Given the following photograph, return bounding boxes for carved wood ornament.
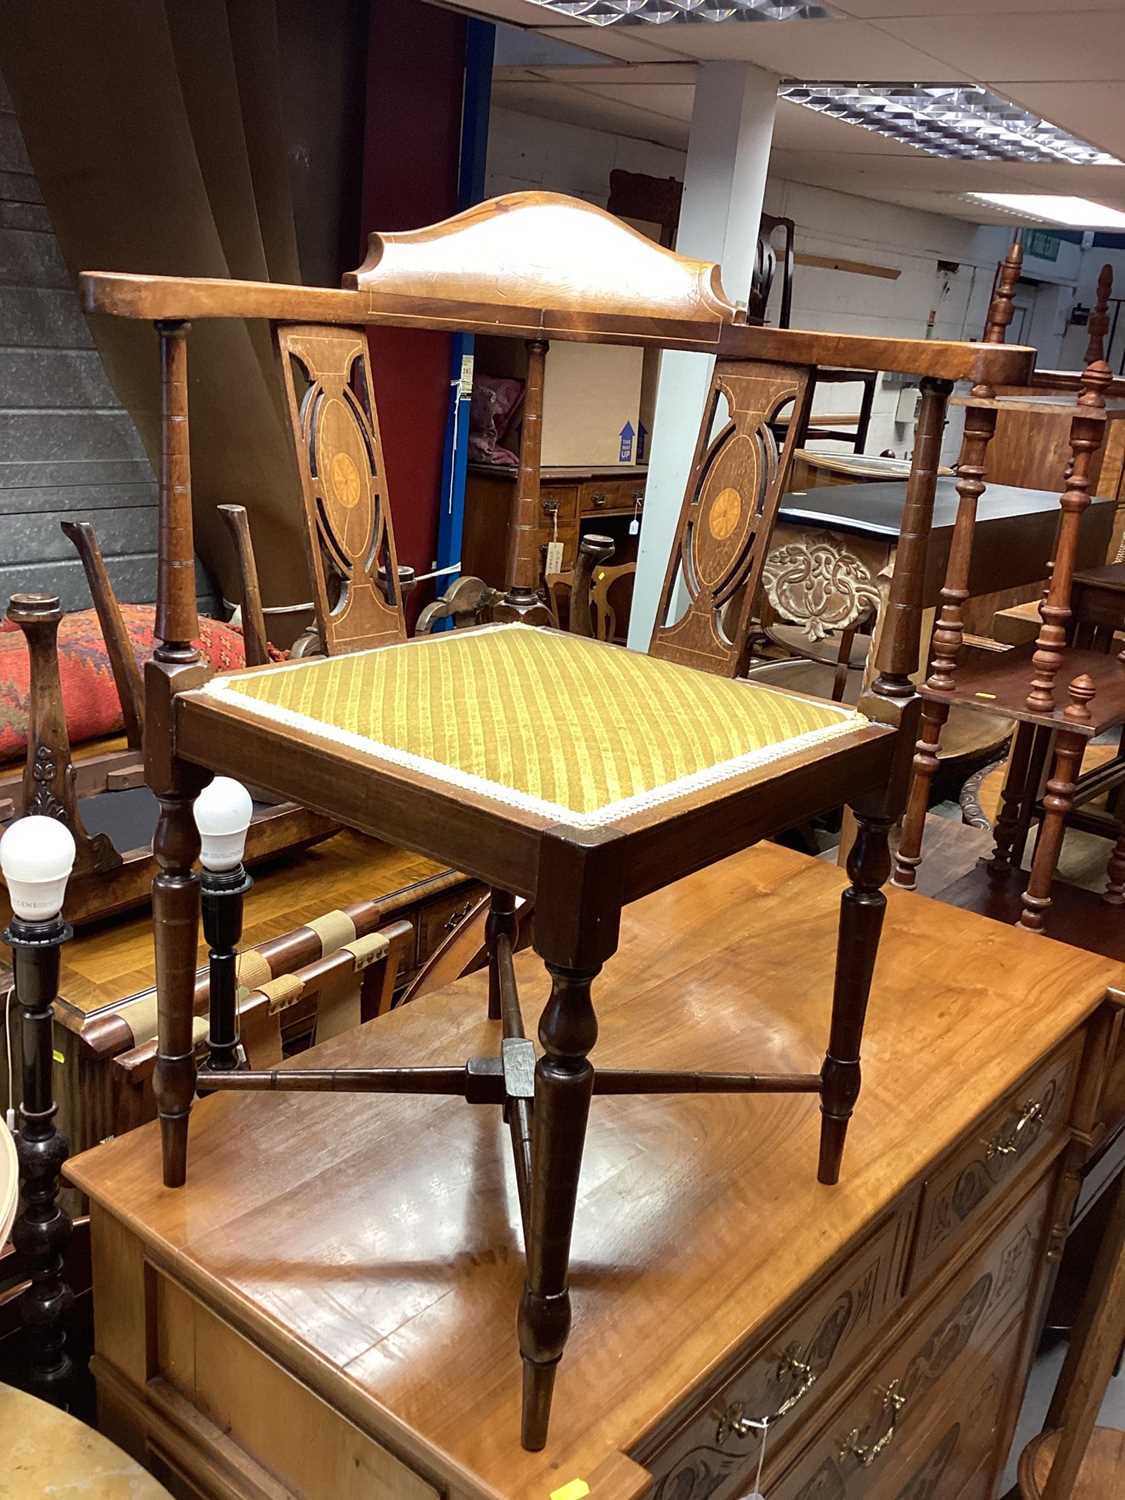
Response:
[276,325,405,655]
[651,360,813,677]
[763,532,883,642]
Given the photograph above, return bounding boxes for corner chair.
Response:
[79,189,1034,1449]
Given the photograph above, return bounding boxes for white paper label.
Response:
[546,541,564,574]
[628,517,640,536]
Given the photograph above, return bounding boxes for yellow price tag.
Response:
[52,1049,65,1065]
[550,1482,590,1500]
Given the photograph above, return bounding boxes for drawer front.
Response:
[150,1271,436,1500]
[775,1316,1021,1500]
[772,1174,1050,1500]
[539,484,579,531]
[643,1197,916,1498]
[907,1035,1080,1294]
[580,476,646,516]
[415,881,488,969]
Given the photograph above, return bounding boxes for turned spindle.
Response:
[1064,672,1096,725]
[1085,263,1114,366]
[495,339,552,626]
[1,816,76,1404]
[982,241,1023,344]
[194,778,254,1079]
[1027,362,1113,714]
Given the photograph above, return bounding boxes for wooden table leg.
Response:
[891,700,949,888]
[989,721,1037,879]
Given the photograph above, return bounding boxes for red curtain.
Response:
[359,0,466,620]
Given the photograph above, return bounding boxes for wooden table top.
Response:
[779,479,1112,541]
[68,844,1121,1499]
[48,831,449,1027]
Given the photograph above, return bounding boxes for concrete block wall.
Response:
[0,69,212,616]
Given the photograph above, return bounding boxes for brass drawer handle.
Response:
[542,498,559,516]
[714,1349,818,1444]
[983,1098,1044,1159]
[838,1380,907,1468]
[591,491,608,508]
[442,901,475,934]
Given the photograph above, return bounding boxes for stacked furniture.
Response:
[69,190,1034,1455]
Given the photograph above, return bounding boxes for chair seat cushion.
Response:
[201,624,865,827]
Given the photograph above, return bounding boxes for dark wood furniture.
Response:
[893,355,1125,935]
[0,539,333,927]
[993,263,1125,563]
[1015,1170,1125,1498]
[78,189,1034,1449]
[67,843,1123,1499]
[462,461,646,630]
[0,831,484,1157]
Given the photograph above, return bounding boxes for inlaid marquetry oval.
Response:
[316,396,375,561]
[707,487,742,542]
[692,431,762,591]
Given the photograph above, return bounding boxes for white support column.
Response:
[628,60,779,652]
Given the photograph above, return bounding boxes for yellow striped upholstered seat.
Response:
[200,624,864,828]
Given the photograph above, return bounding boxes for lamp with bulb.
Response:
[0,814,76,1402]
[193,778,254,1079]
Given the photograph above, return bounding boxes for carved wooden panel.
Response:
[276,324,405,656]
[908,1037,1079,1294]
[643,1202,913,1499]
[650,360,813,677]
[763,531,884,642]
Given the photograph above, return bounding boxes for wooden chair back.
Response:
[649,362,814,677]
[748,212,795,329]
[78,191,1035,701]
[276,324,407,655]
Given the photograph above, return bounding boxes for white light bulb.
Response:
[193,777,253,872]
[0,815,77,921]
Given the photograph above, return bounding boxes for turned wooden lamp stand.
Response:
[79,192,1035,1450]
[1,815,76,1405]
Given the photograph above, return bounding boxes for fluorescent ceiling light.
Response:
[780,83,1121,167]
[526,0,838,26]
[967,194,1125,229]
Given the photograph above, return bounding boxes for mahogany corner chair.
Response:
[79,191,1034,1450]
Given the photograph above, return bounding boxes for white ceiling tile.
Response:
[874,13,1125,83]
[538,24,689,62]
[835,0,1121,15]
[573,82,696,122]
[772,97,918,154]
[638,17,965,79]
[492,79,689,148]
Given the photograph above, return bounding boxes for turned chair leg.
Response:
[989,723,1036,880]
[892,701,948,889]
[152,784,203,1186]
[820,810,893,1186]
[517,828,622,1451]
[486,889,518,1022]
[1019,732,1085,934]
[518,959,599,1448]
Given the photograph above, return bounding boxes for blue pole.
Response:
[434,19,495,593]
